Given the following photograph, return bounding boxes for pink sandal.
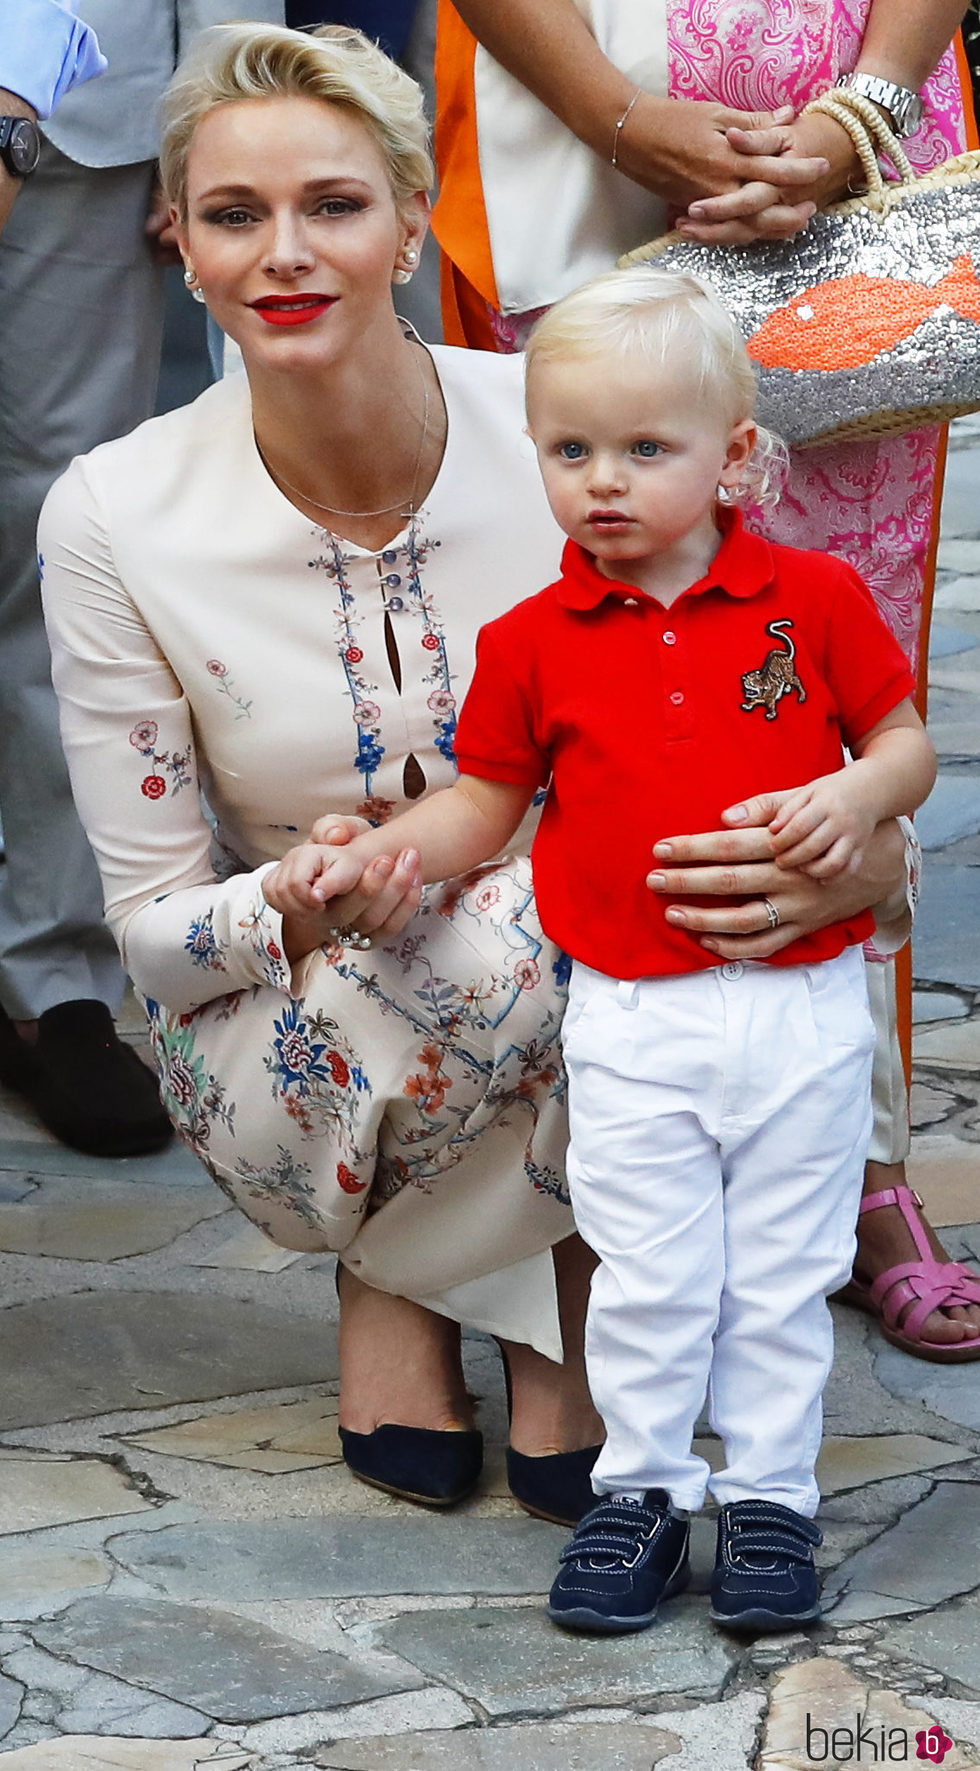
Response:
[836,1185,980,1364]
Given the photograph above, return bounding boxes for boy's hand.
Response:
[768,772,877,877]
[263,842,370,917]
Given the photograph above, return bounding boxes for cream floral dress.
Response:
[39,346,576,1356]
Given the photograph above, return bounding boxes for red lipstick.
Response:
[250,294,336,327]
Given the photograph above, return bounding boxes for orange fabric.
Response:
[432,1,499,311]
[895,422,949,1087]
[957,31,980,150]
[441,256,500,350]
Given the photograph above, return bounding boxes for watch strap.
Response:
[835,73,923,138]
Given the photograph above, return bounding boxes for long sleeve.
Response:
[39,455,292,1015]
[0,0,106,117]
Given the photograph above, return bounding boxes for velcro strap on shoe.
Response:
[560,1500,668,1569]
[726,1503,821,1564]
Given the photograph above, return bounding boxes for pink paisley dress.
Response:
[489,0,966,668]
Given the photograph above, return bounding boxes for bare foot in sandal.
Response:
[843,1160,980,1359]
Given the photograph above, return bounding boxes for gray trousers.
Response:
[0,141,164,1018]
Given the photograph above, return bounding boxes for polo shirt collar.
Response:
[555,507,776,611]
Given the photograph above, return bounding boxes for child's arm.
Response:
[768,700,936,878]
[263,775,535,914]
[308,775,537,889]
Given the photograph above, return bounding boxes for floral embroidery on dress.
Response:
[264,998,370,1146]
[147,1006,236,1152]
[184,910,228,972]
[237,903,289,989]
[128,719,193,800]
[206,659,252,720]
[312,532,387,792]
[310,518,455,797]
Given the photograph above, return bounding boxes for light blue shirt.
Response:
[0,0,105,120]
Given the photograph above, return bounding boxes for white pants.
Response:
[562,947,875,1517]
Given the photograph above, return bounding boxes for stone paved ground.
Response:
[1,426,979,1769]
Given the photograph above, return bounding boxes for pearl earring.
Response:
[404,248,419,263]
[393,267,414,285]
[183,265,206,305]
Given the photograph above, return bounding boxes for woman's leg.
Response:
[499,1231,604,1456]
[852,960,980,1347]
[336,1264,474,1433]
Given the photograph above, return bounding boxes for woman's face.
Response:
[176,94,428,372]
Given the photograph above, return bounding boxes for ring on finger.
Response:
[761,897,780,931]
[327,924,373,950]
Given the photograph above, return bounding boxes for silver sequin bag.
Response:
[622,130,980,449]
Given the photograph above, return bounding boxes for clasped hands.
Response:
[263,786,900,967]
[619,94,864,245]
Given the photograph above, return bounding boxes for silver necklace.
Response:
[257,343,431,521]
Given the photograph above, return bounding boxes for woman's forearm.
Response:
[855,0,968,91]
[448,0,636,158]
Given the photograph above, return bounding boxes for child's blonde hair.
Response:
[160,21,433,221]
[525,266,786,508]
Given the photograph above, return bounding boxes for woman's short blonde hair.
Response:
[525,266,787,506]
[160,21,433,219]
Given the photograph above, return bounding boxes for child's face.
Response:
[526,349,756,584]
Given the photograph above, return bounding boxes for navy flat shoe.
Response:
[338,1423,484,1507]
[506,1443,603,1527]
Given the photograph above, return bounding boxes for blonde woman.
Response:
[39,23,915,1517]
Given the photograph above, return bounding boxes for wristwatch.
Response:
[0,116,41,179]
[835,73,924,139]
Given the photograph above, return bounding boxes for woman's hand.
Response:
[272,814,423,963]
[646,791,908,960]
[616,95,830,211]
[675,110,859,244]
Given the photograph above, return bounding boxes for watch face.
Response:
[7,119,40,176]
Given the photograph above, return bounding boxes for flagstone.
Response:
[0,1134,208,1185]
[0,1743,254,1769]
[0,1178,226,1261]
[913,1022,980,1070]
[906,1136,980,1226]
[823,1481,980,1617]
[378,1597,732,1716]
[930,625,980,659]
[758,1658,979,1770]
[33,1597,412,1723]
[689,1432,969,1497]
[0,1292,338,1429]
[122,1396,342,1473]
[913,996,970,1028]
[189,1221,305,1272]
[934,577,980,612]
[0,1455,150,1536]
[0,1544,110,1613]
[0,1670,21,1739]
[880,1594,980,1696]
[314,1720,682,1769]
[917,777,980,850]
[913,869,980,988]
[936,539,980,575]
[108,1515,567,1600]
[0,1177,36,1205]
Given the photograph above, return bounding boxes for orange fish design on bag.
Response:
[748,252,980,373]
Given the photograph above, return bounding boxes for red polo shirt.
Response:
[454,511,916,979]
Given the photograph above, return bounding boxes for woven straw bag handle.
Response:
[801,88,915,208]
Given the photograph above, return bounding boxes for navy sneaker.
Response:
[710,1499,823,1632]
[548,1490,691,1634]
